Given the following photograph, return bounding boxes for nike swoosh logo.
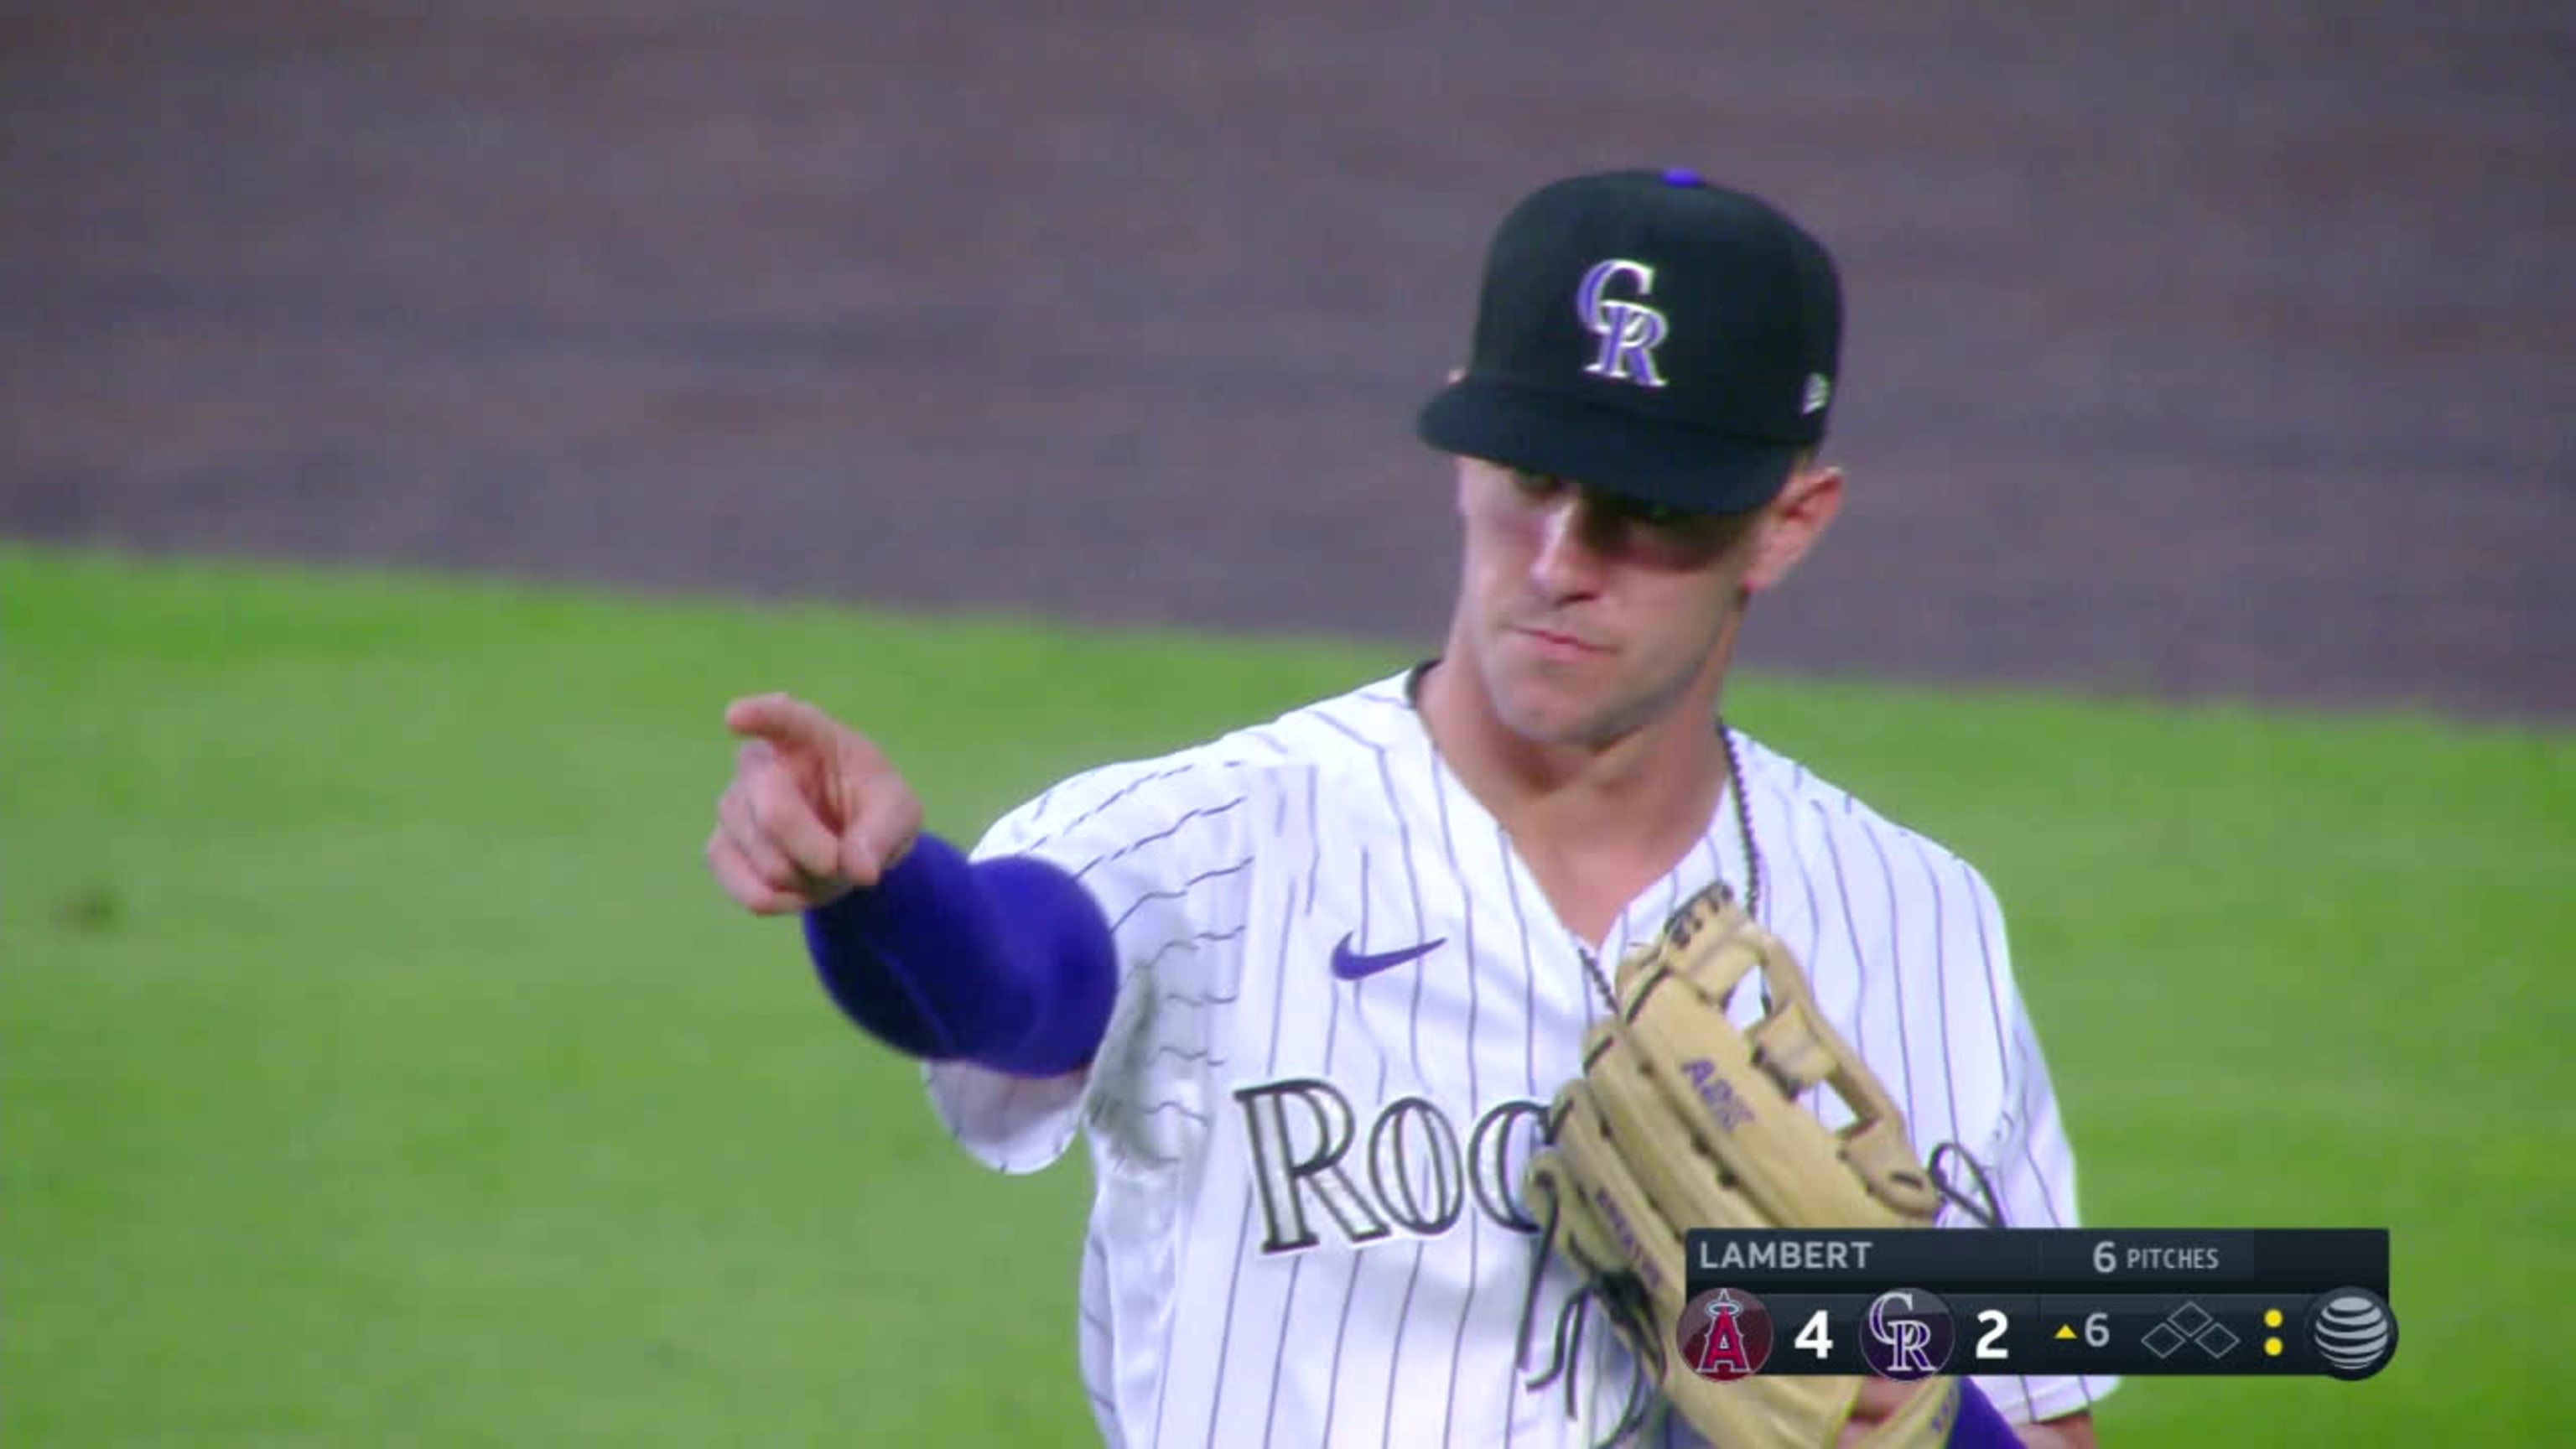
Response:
[1330,933,1446,981]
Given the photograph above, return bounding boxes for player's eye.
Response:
[1596,493,1698,533]
[1509,470,1569,503]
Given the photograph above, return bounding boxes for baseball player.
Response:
[705,170,2114,1446]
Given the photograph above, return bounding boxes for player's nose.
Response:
[1528,492,1615,597]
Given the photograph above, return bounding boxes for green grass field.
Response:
[7,544,2567,1446]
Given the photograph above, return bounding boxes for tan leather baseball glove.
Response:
[1519,882,1961,1446]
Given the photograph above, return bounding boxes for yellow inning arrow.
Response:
[2054,1324,2078,1341]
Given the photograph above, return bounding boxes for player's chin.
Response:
[1490,675,1622,749]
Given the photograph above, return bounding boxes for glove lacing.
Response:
[1515,1171,1664,1446]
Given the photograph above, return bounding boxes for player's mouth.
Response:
[1511,624,1607,658]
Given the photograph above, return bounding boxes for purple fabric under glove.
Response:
[1948,1380,2030,1446]
[800,834,1117,1078]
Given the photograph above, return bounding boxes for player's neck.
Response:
[1414,647,1735,888]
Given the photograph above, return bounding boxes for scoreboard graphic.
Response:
[1680,1229,2394,1381]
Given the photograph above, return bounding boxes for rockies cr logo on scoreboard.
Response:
[1860,1289,1955,1380]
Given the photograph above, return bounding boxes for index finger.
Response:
[724,692,843,752]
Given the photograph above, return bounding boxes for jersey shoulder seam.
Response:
[987,675,1412,842]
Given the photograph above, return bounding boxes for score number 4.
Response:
[1793,1308,2111,1362]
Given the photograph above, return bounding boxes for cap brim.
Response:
[1415,376,1800,515]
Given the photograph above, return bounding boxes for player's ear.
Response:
[1742,460,1842,595]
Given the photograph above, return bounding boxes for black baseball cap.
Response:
[1415,169,1842,515]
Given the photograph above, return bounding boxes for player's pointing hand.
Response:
[707,692,924,914]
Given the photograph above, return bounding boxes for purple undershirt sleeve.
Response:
[1948,1382,2027,1447]
[798,833,1117,1079]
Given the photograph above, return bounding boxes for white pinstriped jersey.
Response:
[926,671,2116,1446]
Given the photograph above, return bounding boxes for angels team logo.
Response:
[1677,1287,1774,1382]
[1575,259,1670,388]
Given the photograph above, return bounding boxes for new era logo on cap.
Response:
[1417,169,1843,516]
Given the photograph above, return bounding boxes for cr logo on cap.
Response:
[1576,259,1669,390]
